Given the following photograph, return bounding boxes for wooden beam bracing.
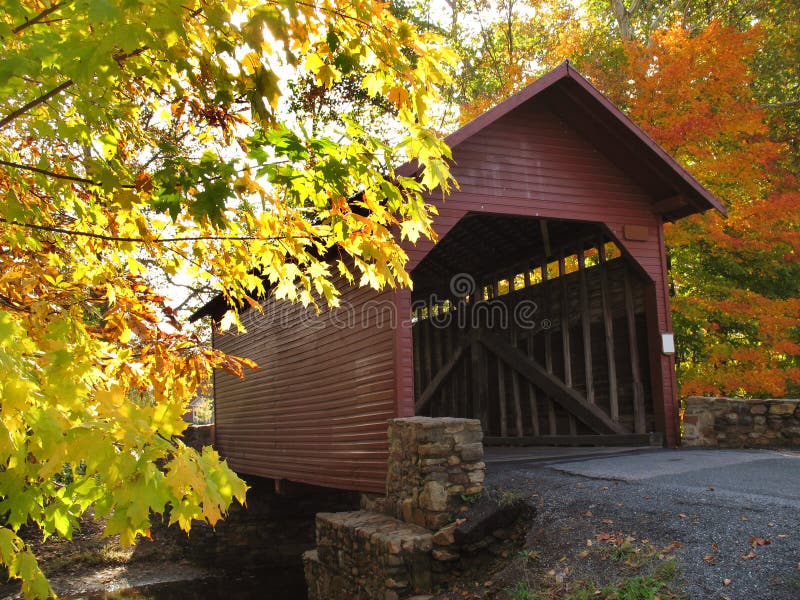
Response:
[415,335,472,412]
[477,330,627,435]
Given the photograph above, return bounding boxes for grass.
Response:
[508,580,540,600]
[507,568,685,600]
[507,538,686,600]
[490,487,524,507]
[41,542,136,572]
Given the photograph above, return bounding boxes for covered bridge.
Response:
[191,63,725,494]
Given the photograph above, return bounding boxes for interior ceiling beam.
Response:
[469,229,603,283]
[412,216,618,299]
[476,329,627,435]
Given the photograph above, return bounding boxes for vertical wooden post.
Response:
[445,321,455,417]
[419,313,433,414]
[527,334,541,436]
[599,244,620,423]
[470,328,483,425]
[491,280,508,436]
[459,297,470,419]
[558,256,573,388]
[412,316,422,403]
[578,246,595,404]
[559,255,577,435]
[470,294,490,430]
[540,220,552,257]
[509,272,524,437]
[624,268,647,433]
[523,269,540,436]
[432,307,445,415]
[497,360,508,437]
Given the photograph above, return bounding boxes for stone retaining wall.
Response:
[682,397,800,447]
[385,417,485,531]
[305,417,489,599]
[309,511,432,599]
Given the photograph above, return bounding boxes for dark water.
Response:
[73,567,307,599]
[59,477,358,600]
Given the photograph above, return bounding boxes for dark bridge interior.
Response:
[411,213,655,445]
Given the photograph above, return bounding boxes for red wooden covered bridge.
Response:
[191,63,725,494]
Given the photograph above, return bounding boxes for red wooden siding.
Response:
[213,274,397,493]
[397,98,680,445]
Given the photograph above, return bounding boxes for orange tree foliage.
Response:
[619,24,800,398]
[446,2,800,398]
[0,0,454,596]
[570,22,800,397]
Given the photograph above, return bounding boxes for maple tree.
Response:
[0,0,454,596]
[613,23,800,397]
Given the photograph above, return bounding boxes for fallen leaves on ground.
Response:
[595,532,626,546]
[660,541,683,556]
[750,537,772,547]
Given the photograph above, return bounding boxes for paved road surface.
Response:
[485,447,800,599]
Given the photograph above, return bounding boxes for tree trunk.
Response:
[609,0,636,40]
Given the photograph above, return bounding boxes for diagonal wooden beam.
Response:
[476,330,627,435]
[415,334,472,412]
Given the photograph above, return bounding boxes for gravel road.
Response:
[485,448,800,599]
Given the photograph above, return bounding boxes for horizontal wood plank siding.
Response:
[213,276,395,493]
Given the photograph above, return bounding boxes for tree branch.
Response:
[650,0,687,34]
[0,293,30,313]
[609,0,634,39]
[0,80,74,129]
[0,217,320,244]
[12,2,65,34]
[760,99,800,109]
[0,159,97,185]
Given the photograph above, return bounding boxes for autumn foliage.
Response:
[0,0,454,596]
[620,24,800,398]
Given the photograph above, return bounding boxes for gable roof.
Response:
[190,63,725,322]
[436,61,726,220]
